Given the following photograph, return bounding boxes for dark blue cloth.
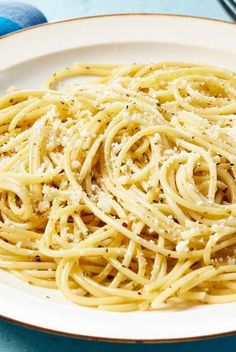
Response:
[0,1,47,36]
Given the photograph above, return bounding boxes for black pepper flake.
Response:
[9,98,14,103]
[137,292,142,295]
[230,163,234,166]
[35,255,41,262]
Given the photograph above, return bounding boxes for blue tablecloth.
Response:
[0,0,235,351]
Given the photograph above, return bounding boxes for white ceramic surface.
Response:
[0,14,236,342]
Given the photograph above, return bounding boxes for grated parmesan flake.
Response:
[69,188,82,206]
[71,160,80,169]
[97,192,113,213]
[176,239,189,252]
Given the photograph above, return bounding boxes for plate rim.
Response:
[1,313,236,343]
[0,13,236,343]
[0,12,235,42]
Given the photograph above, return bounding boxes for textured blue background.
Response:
[1,0,234,22]
[0,0,235,351]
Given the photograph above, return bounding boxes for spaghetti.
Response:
[0,62,236,311]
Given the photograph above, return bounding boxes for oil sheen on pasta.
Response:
[0,62,236,312]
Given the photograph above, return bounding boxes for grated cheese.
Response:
[69,189,82,206]
[227,126,236,140]
[16,241,22,248]
[97,192,113,213]
[176,239,189,252]
[119,175,129,184]
[71,160,80,169]
[196,200,204,205]
[208,125,221,140]
[38,200,50,213]
[112,142,120,155]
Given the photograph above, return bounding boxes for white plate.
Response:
[0,14,236,342]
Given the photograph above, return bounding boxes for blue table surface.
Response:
[0,0,235,351]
